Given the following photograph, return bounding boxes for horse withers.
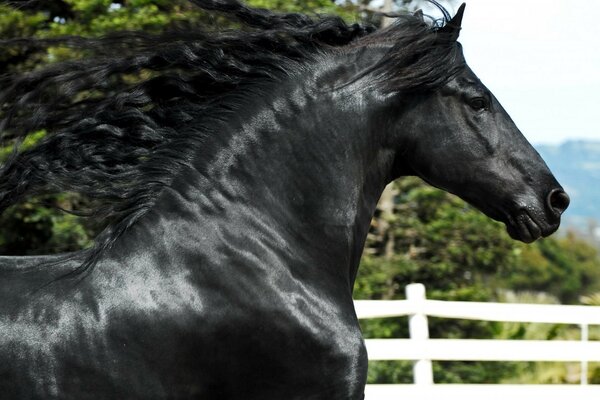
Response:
[0,1,567,399]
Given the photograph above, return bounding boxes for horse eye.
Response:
[469,97,488,111]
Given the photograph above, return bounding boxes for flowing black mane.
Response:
[0,0,462,271]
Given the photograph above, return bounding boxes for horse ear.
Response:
[414,9,424,22]
[438,3,466,41]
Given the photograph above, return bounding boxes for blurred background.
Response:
[1,0,599,386]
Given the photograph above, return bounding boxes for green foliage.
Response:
[0,5,46,37]
[0,195,92,255]
[246,0,361,21]
[357,177,521,300]
[47,0,200,37]
[0,130,46,162]
[0,5,48,70]
[500,232,600,303]
[367,361,413,384]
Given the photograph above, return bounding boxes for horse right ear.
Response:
[437,3,466,41]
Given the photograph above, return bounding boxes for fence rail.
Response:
[355,283,600,399]
[365,338,600,361]
[364,384,600,400]
[355,298,600,324]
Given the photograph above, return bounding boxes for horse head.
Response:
[375,4,569,242]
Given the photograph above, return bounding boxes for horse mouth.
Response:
[504,210,557,244]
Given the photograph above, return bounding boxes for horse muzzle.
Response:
[505,188,569,243]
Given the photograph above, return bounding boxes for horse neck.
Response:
[144,62,394,288]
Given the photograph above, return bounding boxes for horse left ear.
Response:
[414,9,425,22]
[438,3,466,41]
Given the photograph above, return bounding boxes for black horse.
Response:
[0,1,568,399]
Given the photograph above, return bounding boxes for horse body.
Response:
[0,49,387,399]
[0,2,569,399]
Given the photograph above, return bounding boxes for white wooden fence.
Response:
[355,283,600,400]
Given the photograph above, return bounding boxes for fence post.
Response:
[406,283,434,385]
[582,323,589,385]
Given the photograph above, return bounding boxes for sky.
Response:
[416,0,600,145]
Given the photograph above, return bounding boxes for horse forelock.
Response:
[0,0,461,273]
[351,14,465,93]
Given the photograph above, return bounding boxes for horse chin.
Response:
[465,198,555,244]
[505,215,541,244]
[504,210,559,244]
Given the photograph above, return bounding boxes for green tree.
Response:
[356,177,523,383]
[499,232,600,303]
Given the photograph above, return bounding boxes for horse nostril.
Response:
[547,189,570,216]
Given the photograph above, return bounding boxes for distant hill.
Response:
[535,140,600,230]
